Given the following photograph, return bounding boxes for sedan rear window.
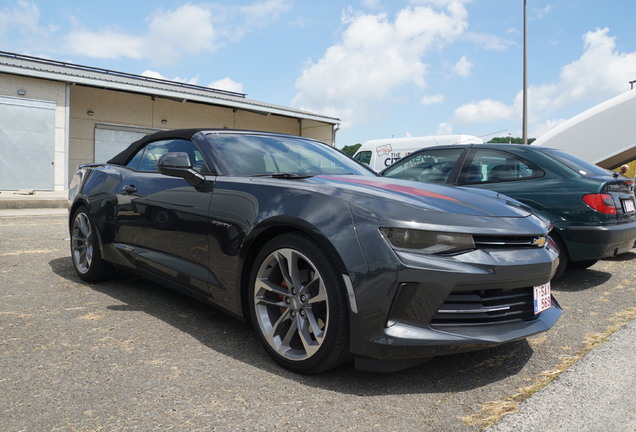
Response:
[543,148,610,176]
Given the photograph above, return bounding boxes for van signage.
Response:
[354,134,483,172]
[384,152,408,167]
[375,144,393,156]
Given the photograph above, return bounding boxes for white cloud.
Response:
[535,5,553,19]
[145,4,217,63]
[141,70,243,93]
[141,70,199,85]
[454,98,515,123]
[65,29,146,59]
[408,0,472,7]
[209,77,244,94]
[0,1,58,50]
[239,0,291,24]
[465,32,515,51]
[292,3,469,127]
[436,121,453,135]
[420,94,445,105]
[442,28,636,137]
[453,55,472,77]
[361,0,382,10]
[223,0,293,40]
[64,4,216,63]
[62,1,290,64]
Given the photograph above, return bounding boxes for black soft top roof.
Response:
[107,128,312,166]
[107,128,206,165]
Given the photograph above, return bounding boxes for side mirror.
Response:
[157,152,205,187]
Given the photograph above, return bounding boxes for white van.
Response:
[352,134,483,172]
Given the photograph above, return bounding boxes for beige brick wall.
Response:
[2,76,337,189]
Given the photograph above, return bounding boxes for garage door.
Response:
[0,96,55,190]
[94,124,160,163]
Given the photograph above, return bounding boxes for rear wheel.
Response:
[248,233,350,374]
[71,206,112,281]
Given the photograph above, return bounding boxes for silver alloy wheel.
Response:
[253,247,329,362]
[72,211,93,274]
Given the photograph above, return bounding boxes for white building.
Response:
[0,51,340,191]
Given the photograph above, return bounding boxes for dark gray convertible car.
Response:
[69,129,561,373]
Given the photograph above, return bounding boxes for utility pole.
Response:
[522,0,528,145]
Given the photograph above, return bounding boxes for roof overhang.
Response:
[0,51,340,126]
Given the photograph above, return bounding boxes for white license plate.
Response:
[623,198,635,213]
[533,282,551,314]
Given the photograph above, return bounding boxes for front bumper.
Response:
[562,220,636,261]
[348,246,561,370]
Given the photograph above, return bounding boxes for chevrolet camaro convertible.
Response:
[69,129,561,373]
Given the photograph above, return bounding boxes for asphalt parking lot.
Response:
[1,212,635,431]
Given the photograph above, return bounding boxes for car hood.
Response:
[311,175,533,218]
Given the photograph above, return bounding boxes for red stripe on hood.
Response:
[319,176,458,201]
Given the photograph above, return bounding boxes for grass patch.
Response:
[461,307,636,430]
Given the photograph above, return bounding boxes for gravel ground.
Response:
[1,212,634,432]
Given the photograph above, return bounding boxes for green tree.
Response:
[340,143,361,156]
[487,137,536,144]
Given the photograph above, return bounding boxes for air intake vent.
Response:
[431,287,537,326]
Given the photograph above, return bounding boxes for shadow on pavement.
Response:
[49,256,534,396]
[552,268,611,292]
[552,250,635,292]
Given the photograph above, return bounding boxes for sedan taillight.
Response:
[582,193,616,214]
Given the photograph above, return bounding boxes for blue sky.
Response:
[2,0,636,148]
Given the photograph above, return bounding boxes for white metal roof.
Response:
[532,89,636,168]
[0,51,340,125]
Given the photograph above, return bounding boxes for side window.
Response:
[460,149,543,184]
[382,148,464,184]
[126,139,207,173]
[354,151,372,165]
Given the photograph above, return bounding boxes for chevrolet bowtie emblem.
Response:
[532,236,547,247]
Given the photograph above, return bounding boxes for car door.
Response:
[456,148,551,212]
[114,138,213,295]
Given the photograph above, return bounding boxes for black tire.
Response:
[568,259,599,270]
[550,234,569,282]
[248,233,350,374]
[70,206,112,282]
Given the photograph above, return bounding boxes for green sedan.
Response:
[382,143,636,280]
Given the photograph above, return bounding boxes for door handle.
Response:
[122,185,137,194]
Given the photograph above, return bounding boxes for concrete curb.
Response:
[0,191,68,210]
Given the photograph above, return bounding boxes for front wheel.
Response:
[550,234,569,282]
[71,206,112,281]
[248,233,350,374]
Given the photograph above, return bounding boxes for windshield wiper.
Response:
[251,173,313,179]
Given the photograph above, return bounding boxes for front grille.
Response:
[430,287,537,326]
[473,234,546,248]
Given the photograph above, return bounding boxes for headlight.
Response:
[379,227,475,255]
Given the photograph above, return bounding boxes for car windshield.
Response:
[544,148,611,176]
[202,133,374,177]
